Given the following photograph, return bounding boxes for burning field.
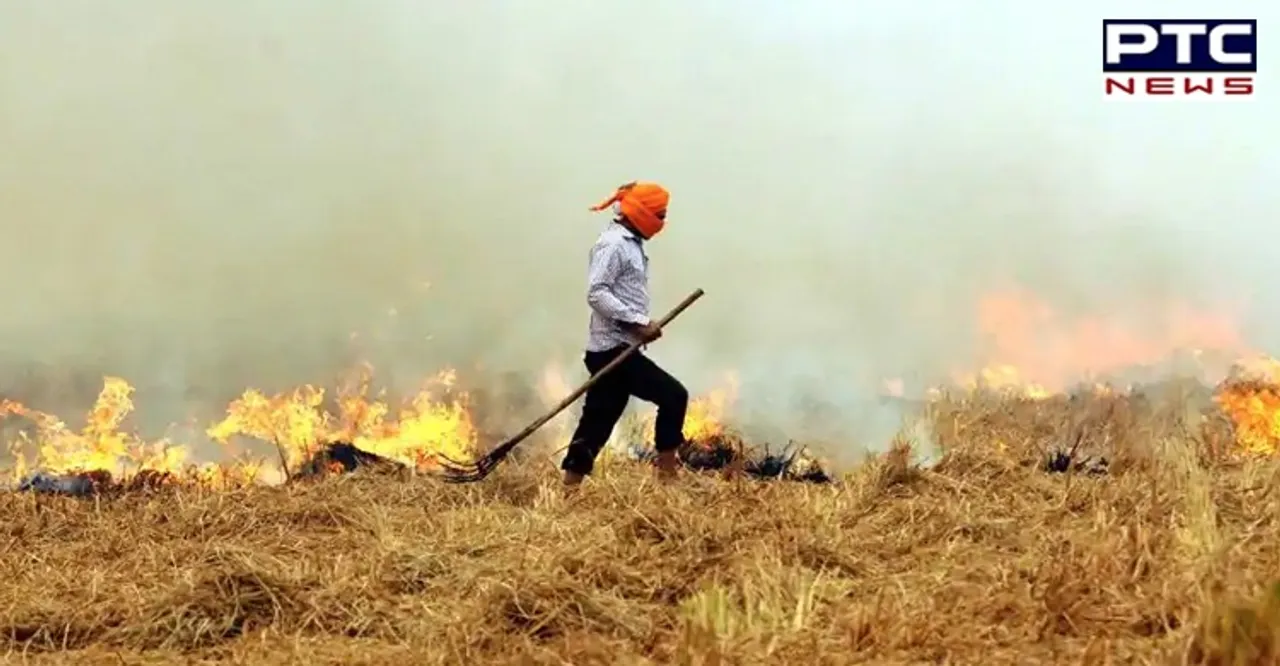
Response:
[3,291,1280,664]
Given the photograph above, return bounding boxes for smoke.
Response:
[0,1,1275,455]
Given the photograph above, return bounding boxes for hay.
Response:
[2,389,1279,664]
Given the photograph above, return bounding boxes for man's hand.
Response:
[637,322,663,342]
[623,320,662,342]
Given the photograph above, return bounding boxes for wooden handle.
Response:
[496,288,705,450]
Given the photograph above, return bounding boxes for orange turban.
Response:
[589,181,669,239]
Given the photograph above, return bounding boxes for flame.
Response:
[1,364,479,483]
[534,361,737,450]
[640,373,738,446]
[1214,382,1280,456]
[884,287,1250,401]
[886,286,1279,458]
[0,377,188,478]
[206,366,477,472]
[953,364,1053,400]
[962,287,1246,395]
[1212,355,1280,457]
[6,283,1276,486]
[683,374,738,443]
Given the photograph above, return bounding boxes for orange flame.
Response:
[641,373,738,446]
[1213,356,1280,457]
[535,362,738,450]
[0,377,187,477]
[5,283,1276,484]
[961,288,1245,395]
[205,366,477,473]
[887,286,1276,458]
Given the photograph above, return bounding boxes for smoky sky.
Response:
[0,1,1275,453]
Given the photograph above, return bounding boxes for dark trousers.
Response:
[560,345,689,476]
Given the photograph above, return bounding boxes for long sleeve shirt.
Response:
[585,221,650,352]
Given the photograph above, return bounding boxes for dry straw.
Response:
[2,387,1279,665]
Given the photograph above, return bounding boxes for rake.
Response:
[438,288,706,483]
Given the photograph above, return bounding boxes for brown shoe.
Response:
[654,450,680,483]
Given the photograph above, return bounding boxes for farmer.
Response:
[560,181,689,488]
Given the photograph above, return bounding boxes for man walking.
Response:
[560,181,689,488]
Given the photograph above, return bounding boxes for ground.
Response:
[2,391,1278,665]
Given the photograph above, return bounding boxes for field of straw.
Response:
[3,382,1280,665]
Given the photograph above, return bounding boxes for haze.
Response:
[0,1,1275,454]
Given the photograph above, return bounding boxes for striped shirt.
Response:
[585,221,650,352]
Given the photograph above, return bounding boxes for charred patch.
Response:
[1043,450,1109,476]
[631,435,833,484]
[15,468,178,497]
[295,441,408,479]
[17,469,114,496]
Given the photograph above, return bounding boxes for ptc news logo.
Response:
[1103,19,1257,98]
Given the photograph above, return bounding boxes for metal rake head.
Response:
[437,455,498,483]
[436,439,519,483]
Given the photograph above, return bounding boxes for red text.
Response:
[1104,75,1254,96]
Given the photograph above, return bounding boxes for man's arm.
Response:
[586,242,649,327]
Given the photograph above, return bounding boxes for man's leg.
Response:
[560,352,631,486]
[626,354,690,480]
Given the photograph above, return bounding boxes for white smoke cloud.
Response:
[0,0,1274,457]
